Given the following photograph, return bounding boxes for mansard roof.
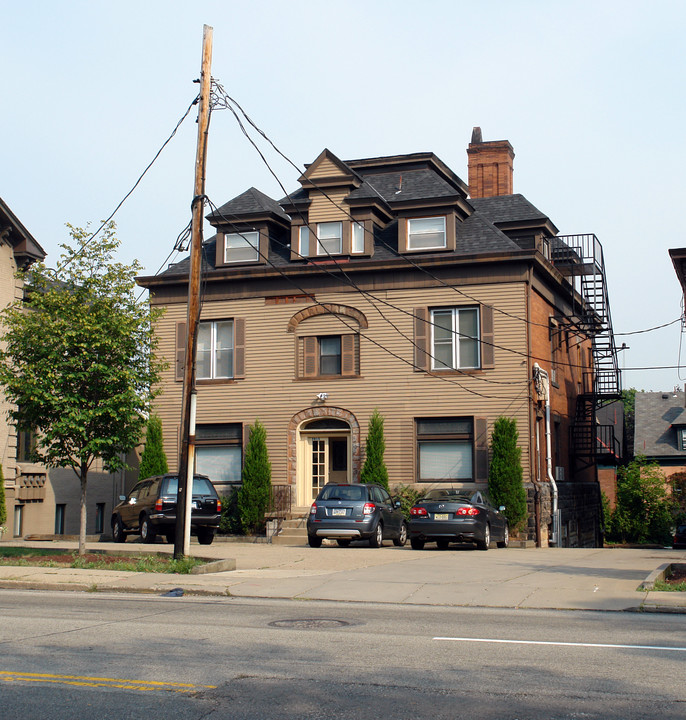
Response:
[0,197,46,268]
[206,187,290,225]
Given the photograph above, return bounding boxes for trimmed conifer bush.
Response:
[237,420,272,534]
[138,414,169,480]
[360,409,390,491]
[488,416,527,531]
[0,464,7,530]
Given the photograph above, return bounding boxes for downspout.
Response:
[533,363,559,546]
[526,268,542,547]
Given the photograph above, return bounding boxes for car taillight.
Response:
[363,502,376,515]
[410,506,428,517]
[216,499,222,513]
[155,499,163,511]
[310,503,317,514]
[456,507,480,516]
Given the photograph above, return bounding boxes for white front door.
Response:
[300,434,350,505]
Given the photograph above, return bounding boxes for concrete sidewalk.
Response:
[0,540,685,613]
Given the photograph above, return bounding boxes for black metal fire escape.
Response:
[551,234,622,471]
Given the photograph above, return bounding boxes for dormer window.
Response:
[407,216,446,250]
[224,231,259,263]
[677,427,686,452]
[316,222,342,255]
[298,226,310,257]
[352,222,365,254]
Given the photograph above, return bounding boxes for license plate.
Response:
[434,513,450,520]
[331,508,347,517]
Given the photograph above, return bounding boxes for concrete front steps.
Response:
[270,508,310,546]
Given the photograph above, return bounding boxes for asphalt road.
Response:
[1,590,685,719]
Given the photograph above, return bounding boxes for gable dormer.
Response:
[286,149,377,261]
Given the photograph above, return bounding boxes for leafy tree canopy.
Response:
[0,223,165,552]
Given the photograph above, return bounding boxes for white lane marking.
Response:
[433,637,686,652]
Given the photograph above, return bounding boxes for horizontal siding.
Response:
[309,190,348,222]
[309,157,342,179]
[152,283,532,485]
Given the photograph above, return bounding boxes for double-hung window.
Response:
[431,307,480,370]
[408,216,446,250]
[197,320,234,379]
[224,231,259,263]
[319,336,342,375]
[351,222,365,254]
[316,222,342,255]
[416,418,474,482]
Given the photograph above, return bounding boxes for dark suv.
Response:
[111,474,221,545]
[307,482,407,548]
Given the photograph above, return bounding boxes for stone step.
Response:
[271,529,308,546]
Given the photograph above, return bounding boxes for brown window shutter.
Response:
[475,417,489,482]
[341,334,356,376]
[414,307,429,371]
[175,321,187,382]
[303,336,317,377]
[481,305,494,369]
[234,318,245,378]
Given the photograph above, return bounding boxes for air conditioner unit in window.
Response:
[555,466,565,482]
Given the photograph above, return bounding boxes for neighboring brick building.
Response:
[138,129,621,547]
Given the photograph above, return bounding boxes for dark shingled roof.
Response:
[207,187,290,223]
[634,391,686,459]
[470,194,551,225]
[348,169,461,204]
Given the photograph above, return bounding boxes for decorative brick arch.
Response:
[287,406,361,490]
[286,303,369,333]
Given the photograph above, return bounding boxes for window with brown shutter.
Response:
[298,334,359,379]
[176,318,245,383]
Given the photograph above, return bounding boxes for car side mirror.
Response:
[499,506,506,512]
[394,500,401,509]
[119,495,126,502]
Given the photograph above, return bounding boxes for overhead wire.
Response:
[58,94,200,272]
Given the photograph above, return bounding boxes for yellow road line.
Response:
[0,671,216,693]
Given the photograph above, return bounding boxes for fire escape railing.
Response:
[551,234,622,469]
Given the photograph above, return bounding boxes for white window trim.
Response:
[351,222,365,254]
[431,307,480,370]
[407,216,447,250]
[316,222,342,256]
[197,320,234,380]
[224,231,259,264]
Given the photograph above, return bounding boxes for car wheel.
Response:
[197,529,215,545]
[140,515,156,544]
[477,524,490,551]
[336,539,351,547]
[393,522,408,547]
[112,516,125,543]
[308,535,322,548]
[497,524,509,549]
[369,522,384,548]
[436,538,450,550]
[410,538,425,550]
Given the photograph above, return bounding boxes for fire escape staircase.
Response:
[551,234,622,471]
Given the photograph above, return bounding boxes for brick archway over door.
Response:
[287,407,361,491]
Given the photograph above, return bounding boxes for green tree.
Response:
[360,409,390,491]
[669,471,686,524]
[488,417,527,531]
[138,414,169,480]
[0,223,165,555]
[237,420,272,534]
[0,464,6,530]
[610,456,674,544]
[620,388,637,460]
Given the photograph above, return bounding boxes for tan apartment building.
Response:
[0,198,134,539]
[138,130,621,547]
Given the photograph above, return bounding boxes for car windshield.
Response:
[423,489,474,502]
[319,485,365,501]
[162,477,216,497]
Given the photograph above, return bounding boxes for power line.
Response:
[58,95,199,272]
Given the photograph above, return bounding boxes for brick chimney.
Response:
[467,127,515,198]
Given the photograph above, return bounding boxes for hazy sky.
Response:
[2,0,685,391]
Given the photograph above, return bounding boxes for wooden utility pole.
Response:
[174,24,213,559]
